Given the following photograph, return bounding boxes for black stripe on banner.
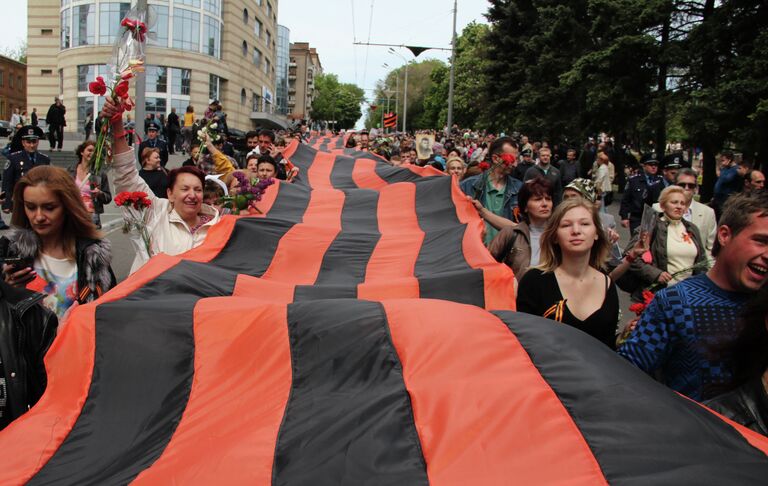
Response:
[30,262,239,485]
[319,137,330,152]
[273,300,429,485]
[334,136,345,150]
[329,154,358,190]
[294,188,381,300]
[287,143,318,187]
[414,176,485,306]
[211,182,311,276]
[493,310,768,485]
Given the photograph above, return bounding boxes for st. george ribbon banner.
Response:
[384,112,398,128]
[0,135,766,485]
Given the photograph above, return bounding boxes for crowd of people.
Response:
[0,106,765,437]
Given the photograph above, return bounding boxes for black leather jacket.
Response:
[705,377,768,437]
[0,281,57,429]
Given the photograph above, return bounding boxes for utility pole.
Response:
[446,0,458,137]
[402,64,408,133]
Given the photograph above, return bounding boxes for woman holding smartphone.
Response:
[1,166,115,322]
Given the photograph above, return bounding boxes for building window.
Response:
[145,97,167,118]
[148,5,169,48]
[77,64,107,91]
[240,88,247,106]
[171,68,191,96]
[42,69,53,76]
[0,71,4,87]
[61,0,70,6]
[264,59,271,75]
[256,0,262,6]
[204,0,221,16]
[203,15,221,58]
[242,40,248,56]
[253,92,262,112]
[99,3,131,45]
[242,8,248,24]
[267,2,272,17]
[173,8,201,52]
[266,30,271,47]
[61,8,71,49]
[254,18,262,38]
[176,0,200,7]
[146,66,168,93]
[17,76,23,92]
[9,75,13,89]
[209,74,220,101]
[42,29,53,35]
[72,4,95,46]
[253,48,261,67]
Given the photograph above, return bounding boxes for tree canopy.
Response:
[310,73,365,130]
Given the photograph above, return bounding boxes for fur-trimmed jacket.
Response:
[2,229,116,304]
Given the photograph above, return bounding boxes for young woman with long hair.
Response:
[1,166,115,320]
[516,198,619,348]
[68,140,112,229]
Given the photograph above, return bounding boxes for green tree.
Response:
[365,59,445,131]
[310,73,365,130]
[422,22,491,130]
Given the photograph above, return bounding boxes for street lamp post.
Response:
[446,0,458,137]
[389,48,410,133]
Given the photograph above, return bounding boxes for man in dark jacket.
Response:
[619,158,664,234]
[0,280,57,430]
[557,148,580,188]
[2,126,50,213]
[44,98,66,151]
[166,108,181,155]
[138,123,169,168]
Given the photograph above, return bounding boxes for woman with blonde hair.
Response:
[623,185,706,299]
[1,166,115,320]
[517,198,619,348]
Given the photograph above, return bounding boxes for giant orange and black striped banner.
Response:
[0,138,766,484]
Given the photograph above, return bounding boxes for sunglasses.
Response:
[677,182,697,189]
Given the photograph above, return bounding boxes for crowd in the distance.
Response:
[0,111,765,436]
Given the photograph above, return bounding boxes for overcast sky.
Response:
[2,0,490,102]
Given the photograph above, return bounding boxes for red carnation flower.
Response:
[88,76,107,96]
[114,80,130,99]
[478,162,490,171]
[629,303,646,316]
[641,290,655,305]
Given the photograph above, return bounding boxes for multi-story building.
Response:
[275,25,290,116]
[28,0,287,136]
[0,55,27,122]
[287,42,322,122]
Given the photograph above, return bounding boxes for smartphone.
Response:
[2,257,33,272]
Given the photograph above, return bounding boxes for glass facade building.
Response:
[40,0,285,132]
[275,25,290,116]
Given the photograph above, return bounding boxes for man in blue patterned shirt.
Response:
[619,192,768,401]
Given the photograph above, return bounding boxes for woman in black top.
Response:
[138,147,168,199]
[517,198,619,348]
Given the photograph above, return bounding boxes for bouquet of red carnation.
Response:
[629,290,656,316]
[88,5,152,178]
[115,191,153,261]
[218,174,275,215]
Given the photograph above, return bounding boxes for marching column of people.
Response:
[0,118,765,436]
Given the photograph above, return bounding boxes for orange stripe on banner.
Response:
[0,305,96,484]
[232,274,296,303]
[305,151,337,189]
[406,164,445,177]
[261,187,345,285]
[358,183,422,299]
[282,138,299,160]
[351,158,389,190]
[132,299,292,485]
[0,172,249,483]
[451,178,517,310]
[383,300,608,486]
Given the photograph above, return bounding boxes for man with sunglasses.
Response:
[654,168,716,258]
[620,157,664,234]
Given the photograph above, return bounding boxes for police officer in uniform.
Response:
[2,126,50,215]
[137,122,169,168]
[619,157,663,234]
